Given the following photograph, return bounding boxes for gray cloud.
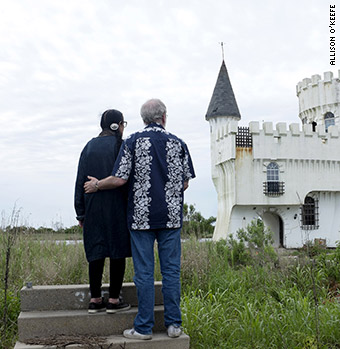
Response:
[0,0,335,227]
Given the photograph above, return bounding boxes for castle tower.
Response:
[206,60,241,240]
[296,70,340,131]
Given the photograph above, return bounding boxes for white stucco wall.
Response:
[297,70,340,126]
[209,119,340,247]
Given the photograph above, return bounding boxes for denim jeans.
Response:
[130,228,182,335]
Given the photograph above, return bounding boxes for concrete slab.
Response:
[20,282,163,311]
[18,306,165,342]
[105,333,190,349]
[15,332,190,349]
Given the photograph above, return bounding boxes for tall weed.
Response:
[1,219,340,348]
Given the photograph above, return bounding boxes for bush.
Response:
[63,225,83,235]
[236,219,277,266]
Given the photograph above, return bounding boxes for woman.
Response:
[74,109,131,313]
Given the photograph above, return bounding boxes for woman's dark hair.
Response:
[99,109,124,139]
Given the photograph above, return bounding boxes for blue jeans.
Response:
[130,228,182,335]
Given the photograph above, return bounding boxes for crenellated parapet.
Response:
[249,121,340,161]
[210,120,340,166]
[210,119,340,207]
[249,120,340,138]
[296,70,340,127]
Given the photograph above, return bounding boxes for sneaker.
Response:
[123,328,152,340]
[106,300,131,314]
[88,299,106,313]
[167,324,182,338]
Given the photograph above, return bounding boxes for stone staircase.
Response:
[14,282,190,348]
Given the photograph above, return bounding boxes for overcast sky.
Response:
[0,0,337,228]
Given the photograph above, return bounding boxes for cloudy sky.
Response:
[0,0,337,228]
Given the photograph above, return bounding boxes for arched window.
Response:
[267,162,279,182]
[263,162,284,196]
[324,112,335,132]
[266,162,280,194]
[301,196,319,229]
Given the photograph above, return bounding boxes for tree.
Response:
[182,204,216,238]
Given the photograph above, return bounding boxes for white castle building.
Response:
[206,61,340,248]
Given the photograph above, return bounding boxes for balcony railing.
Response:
[263,181,285,196]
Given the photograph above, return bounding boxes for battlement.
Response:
[248,122,340,162]
[213,120,340,140]
[211,119,340,164]
[296,70,340,95]
[248,121,339,139]
[296,70,340,126]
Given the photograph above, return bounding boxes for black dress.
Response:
[74,135,131,262]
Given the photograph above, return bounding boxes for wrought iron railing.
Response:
[263,181,285,196]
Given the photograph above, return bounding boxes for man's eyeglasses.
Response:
[120,121,128,128]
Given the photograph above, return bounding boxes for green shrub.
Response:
[63,225,83,235]
[236,219,278,266]
[224,233,250,266]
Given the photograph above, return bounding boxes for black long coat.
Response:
[74,135,131,262]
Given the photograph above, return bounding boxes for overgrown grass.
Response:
[180,235,340,349]
[1,225,340,348]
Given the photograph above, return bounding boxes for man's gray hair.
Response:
[140,99,167,124]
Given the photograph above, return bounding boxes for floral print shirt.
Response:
[112,123,195,231]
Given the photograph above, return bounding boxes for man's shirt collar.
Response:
[145,122,165,130]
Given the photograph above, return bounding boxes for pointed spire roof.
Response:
[205,60,241,120]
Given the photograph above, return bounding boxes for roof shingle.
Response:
[206,60,241,120]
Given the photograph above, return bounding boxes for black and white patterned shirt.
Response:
[112,123,195,231]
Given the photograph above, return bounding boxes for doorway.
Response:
[262,212,284,248]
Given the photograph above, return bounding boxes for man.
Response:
[84,98,195,340]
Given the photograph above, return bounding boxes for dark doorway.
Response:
[279,216,284,247]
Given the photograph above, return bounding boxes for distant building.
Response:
[206,62,340,248]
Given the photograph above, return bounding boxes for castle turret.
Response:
[206,60,241,240]
[296,70,340,131]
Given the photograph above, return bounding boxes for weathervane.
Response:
[219,42,226,61]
